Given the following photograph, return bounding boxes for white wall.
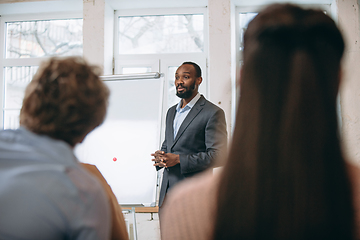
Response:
[83,0,105,73]
[337,0,360,164]
[208,0,233,133]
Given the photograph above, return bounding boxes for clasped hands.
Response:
[151,150,180,168]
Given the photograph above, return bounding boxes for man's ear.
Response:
[196,76,203,85]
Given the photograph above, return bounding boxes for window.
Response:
[114,8,208,112]
[6,19,82,58]
[3,66,38,129]
[238,13,257,53]
[118,14,204,54]
[0,13,83,129]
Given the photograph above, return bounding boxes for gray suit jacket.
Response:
[158,95,227,207]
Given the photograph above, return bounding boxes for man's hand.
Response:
[151,150,166,167]
[161,153,180,168]
[151,151,180,168]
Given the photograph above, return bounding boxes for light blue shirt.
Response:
[173,93,201,139]
[0,127,111,240]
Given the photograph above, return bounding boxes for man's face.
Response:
[175,64,198,99]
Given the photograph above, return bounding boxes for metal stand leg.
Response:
[132,207,138,240]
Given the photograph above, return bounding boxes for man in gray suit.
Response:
[151,62,227,208]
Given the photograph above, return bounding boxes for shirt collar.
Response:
[176,92,201,111]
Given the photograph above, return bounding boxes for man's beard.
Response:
[176,81,196,99]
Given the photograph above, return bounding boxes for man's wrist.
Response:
[177,154,180,164]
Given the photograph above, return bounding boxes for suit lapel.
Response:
[172,96,206,148]
[167,106,177,147]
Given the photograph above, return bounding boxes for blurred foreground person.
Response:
[81,163,129,240]
[161,4,356,240]
[0,57,112,240]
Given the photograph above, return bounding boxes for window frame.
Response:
[0,11,83,128]
[113,7,209,146]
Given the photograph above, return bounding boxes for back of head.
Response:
[20,57,109,147]
[214,4,353,240]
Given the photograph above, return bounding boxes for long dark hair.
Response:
[214,4,354,240]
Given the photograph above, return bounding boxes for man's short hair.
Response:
[20,56,109,147]
[182,61,202,78]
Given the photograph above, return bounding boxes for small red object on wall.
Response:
[113,157,117,162]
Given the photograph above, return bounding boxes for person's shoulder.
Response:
[80,163,114,198]
[0,162,104,214]
[165,169,220,205]
[200,95,224,112]
[167,104,178,113]
[67,163,108,198]
[160,169,221,240]
[29,162,106,202]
